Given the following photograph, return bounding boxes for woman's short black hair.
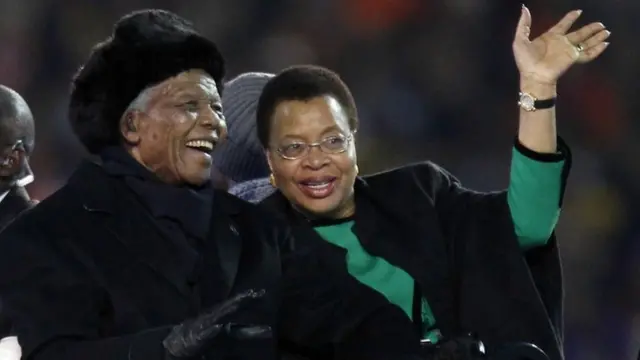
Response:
[255,65,358,148]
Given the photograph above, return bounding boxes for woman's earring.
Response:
[355,165,359,175]
[269,173,276,187]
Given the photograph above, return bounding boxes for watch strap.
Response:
[534,97,556,110]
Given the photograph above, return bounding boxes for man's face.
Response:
[0,86,34,189]
[0,126,27,186]
[124,69,227,186]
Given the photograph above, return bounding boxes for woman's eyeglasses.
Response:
[276,133,354,160]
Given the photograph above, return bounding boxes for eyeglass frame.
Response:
[274,132,356,160]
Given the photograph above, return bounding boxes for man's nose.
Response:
[199,110,227,139]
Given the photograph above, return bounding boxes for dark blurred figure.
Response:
[0,85,36,232]
[213,72,275,201]
[0,84,36,359]
[0,9,428,360]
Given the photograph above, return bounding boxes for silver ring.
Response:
[575,43,584,53]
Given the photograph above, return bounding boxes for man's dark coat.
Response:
[0,186,34,232]
[0,185,35,336]
[0,161,423,360]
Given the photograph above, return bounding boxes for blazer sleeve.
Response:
[405,142,570,350]
[426,137,571,240]
[276,226,423,360]
[0,226,172,360]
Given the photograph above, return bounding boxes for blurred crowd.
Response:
[0,0,638,359]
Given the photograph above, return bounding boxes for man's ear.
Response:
[120,111,141,145]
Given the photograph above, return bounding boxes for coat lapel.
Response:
[261,181,458,336]
[0,186,33,231]
[351,178,458,336]
[260,184,460,336]
[207,192,243,298]
[73,161,200,299]
[259,192,343,256]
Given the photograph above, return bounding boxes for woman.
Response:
[253,7,610,360]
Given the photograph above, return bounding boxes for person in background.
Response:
[212,72,275,202]
[0,9,433,360]
[0,85,37,232]
[0,84,38,360]
[254,7,610,360]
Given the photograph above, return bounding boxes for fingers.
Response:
[247,289,266,298]
[226,289,266,306]
[194,323,223,343]
[549,9,582,35]
[211,302,240,322]
[163,290,269,359]
[163,322,222,358]
[225,324,273,339]
[515,5,532,41]
[215,289,266,318]
[567,21,610,64]
[578,28,611,50]
[579,41,610,63]
[567,22,607,44]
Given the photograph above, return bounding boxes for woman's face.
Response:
[266,95,357,218]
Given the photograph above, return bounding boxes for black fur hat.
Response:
[69,9,225,154]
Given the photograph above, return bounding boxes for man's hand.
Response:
[163,289,272,359]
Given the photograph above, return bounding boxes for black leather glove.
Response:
[162,289,273,359]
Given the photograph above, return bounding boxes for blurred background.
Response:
[0,0,637,358]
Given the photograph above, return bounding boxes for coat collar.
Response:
[73,160,242,216]
[261,176,458,336]
[0,186,33,230]
[70,160,243,299]
[352,176,458,335]
[0,186,31,209]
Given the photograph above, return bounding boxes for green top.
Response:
[313,147,565,341]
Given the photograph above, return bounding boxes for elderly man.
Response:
[0,9,426,360]
[0,85,38,360]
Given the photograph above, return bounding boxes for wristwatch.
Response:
[518,92,556,112]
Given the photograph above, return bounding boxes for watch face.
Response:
[518,93,535,111]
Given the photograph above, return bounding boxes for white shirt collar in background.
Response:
[0,174,34,206]
[0,190,10,205]
[0,336,21,360]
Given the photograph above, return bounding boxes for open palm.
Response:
[513,6,610,84]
